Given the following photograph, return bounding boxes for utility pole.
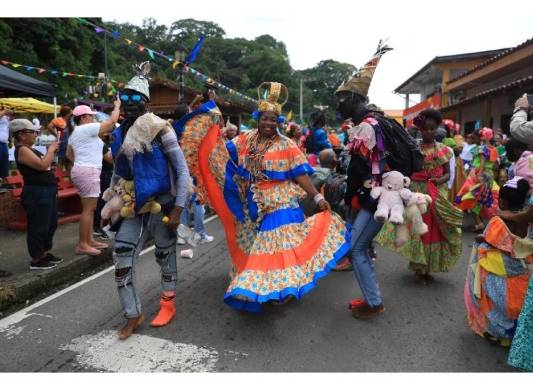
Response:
[103,34,109,102]
[299,79,303,124]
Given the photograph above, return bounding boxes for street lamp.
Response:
[174,45,188,104]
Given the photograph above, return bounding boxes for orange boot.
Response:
[150,293,176,327]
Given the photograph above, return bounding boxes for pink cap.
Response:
[73,105,98,117]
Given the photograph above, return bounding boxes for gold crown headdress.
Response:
[336,40,393,97]
[257,82,288,115]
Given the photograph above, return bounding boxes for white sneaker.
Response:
[177,237,186,245]
[199,234,214,244]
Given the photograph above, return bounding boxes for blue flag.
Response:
[185,36,205,65]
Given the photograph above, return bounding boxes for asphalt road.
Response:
[0,217,515,372]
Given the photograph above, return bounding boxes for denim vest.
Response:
[111,125,171,212]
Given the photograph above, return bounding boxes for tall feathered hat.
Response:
[336,40,393,97]
[256,82,288,115]
[125,61,151,101]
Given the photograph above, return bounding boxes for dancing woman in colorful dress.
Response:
[179,82,350,312]
[376,109,463,281]
[455,127,500,232]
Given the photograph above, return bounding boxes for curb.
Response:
[0,248,113,312]
[0,211,217,313]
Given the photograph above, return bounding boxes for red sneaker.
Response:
[348,298,366,310]
[351,303,385,319]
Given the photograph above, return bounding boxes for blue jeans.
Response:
[113,194,177,318]
[350,208,383,307]
[180,195,207,237]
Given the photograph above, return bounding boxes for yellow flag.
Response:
[287,110,293,121]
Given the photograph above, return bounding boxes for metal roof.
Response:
[394,48,508,94]
[447,38,533,84]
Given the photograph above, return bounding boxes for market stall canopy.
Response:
[0,97,56,114]
[0,65,56,97]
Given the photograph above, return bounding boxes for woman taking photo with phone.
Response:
[67,99,120,255]
[10,119,61,270]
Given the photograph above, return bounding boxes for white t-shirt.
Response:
[0,116,9,143]
[68,122,104,168]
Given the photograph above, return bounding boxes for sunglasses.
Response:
[120,94,143,103]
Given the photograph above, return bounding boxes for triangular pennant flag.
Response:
[125,39,132,45]
[138,45,145,52]
[37,68,46,74]
[1,60,9,65]
[147,49,155,59]
[11,63,21,68]
[25,66,34,71]
[172,60,179,69]
[50,70,58,75]
[95,27,104,33]
[78,18,88,25]
[111,31,120,39]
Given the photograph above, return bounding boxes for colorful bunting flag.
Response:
[77,18,257,106]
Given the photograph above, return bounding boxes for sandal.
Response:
[76,246,102,256]
[90,241,109,249]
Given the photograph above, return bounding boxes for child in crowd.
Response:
[464,177,532,346]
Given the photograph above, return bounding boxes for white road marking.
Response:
[0,215,219,331]
[61,330,218,372]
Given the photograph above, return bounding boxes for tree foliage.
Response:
[0,17,356,124]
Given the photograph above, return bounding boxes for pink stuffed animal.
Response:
[370,171,414,224]
[101,181,125,224]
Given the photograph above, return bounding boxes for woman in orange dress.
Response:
[179,82,350,312]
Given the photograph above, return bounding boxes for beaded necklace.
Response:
[244,130,278,182]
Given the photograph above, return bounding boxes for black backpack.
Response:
[369,112,424,177]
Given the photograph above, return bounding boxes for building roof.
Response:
[394,49,507,94]
[447,38,533,84]
[441,75,533,112]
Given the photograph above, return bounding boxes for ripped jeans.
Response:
[113,198,177,318]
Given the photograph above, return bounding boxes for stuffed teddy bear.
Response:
[119,180,136,218]
[394,192,432,247]
[102,179,164,222]
[101,180,125,224]
[370,170,413,224]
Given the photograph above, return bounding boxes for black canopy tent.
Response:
[0,65,56,98]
